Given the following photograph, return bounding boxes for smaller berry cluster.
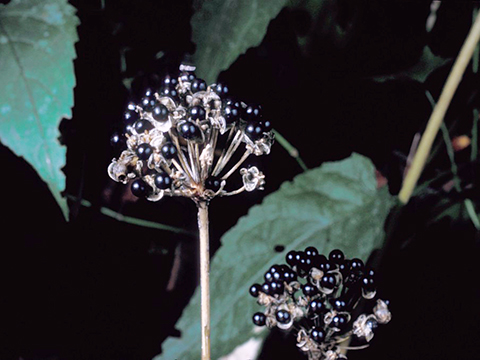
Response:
[108,64,274,203]
[249,247,391,360]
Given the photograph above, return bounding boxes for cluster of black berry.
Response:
[249,247,391,360]
[108,65,274,202]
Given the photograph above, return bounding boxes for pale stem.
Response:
[221,149,252,180]
[213,130,243,177]
[398,12,480,204]
[188,141,200,182]
[222,186,246,197]
[211,127,237,175]
[197,200,211,360]
[171,134,195,183]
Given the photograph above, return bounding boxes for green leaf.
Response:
[154,153,394,360]
[0,0,79,218]
[372,46,450,83]
[191,0,289,84]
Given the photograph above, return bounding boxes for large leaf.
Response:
[154,153,394,360]
[0,0,79,218]
[191,0,289,84]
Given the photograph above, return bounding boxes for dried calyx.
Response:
[108,65,274,203]
[249,247,391,360]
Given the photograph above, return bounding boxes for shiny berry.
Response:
[305,247,318,257]
[212,83,229,97]
[123,109,139,125]
[191,78,207,93]
[350,258,364,271]
[275,310,291,324]
[361,275,376,292]
[161,142,177,159]
[159,85,178,98]
[244,104,262,120]
[141,96,157,112]
[249,283,261,298]
[205,176,222,192]
[329,249,345,263]
[223,100,240,124]
[286,251,297,266]
[310,328,325,342]
[189,105,206,120]
[331,297,348,311]
[131,179,152,198]
[152,104,169,121]
[264,271,273,283]
[134,119,154,133]
[110,132,125,148]
[261,119,272,132]
[252,312,266,326]
[162,74,178,87]
[309,299,325,314]
[245,121,264,141]
[136,143,153,160]
[318,259,334,273]
[270,281,284,294]
[330,314,349,330]
[337,260,350,275]
[320,274,337,290]
[154,172,172,190]
[178,121,203,142]
[261,282,272,295]
[302,282,318,296]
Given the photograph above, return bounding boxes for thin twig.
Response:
[273,129,308,171]
[399,11,480,204]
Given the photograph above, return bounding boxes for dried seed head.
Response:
[107,64,274,202]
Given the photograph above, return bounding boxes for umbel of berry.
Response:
[249,247,392,360]
[108,63,274,202]
[107,64,275,360]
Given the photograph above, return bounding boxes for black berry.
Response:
[154,172,172,190]
[223,100,241,124]
[178,121,203,142]
[123,109,139,125]
[310,328,325,343]
[110,132,125,149]
[189,105,206,120]
[141,96,157,112]
[302,282,318,296]
[350,258,364,271]
[270,281,284,295]
[152,104,169,121]
[261,282,273,295]
[131,179,152,198]
[361,275,376,292]
[244,104,262,120]
[275,310,291,324]
[286,251,297,266]
[329,249,345,263]
[249,283,261,298]
[330,314,349,330]
[212,83,229,97]
[161,142,177,159]
[309,299,325,314]
[162,74,178,87]
[134,119,154,133]
[320,274,337,290]
[305,246,318,257]
[180,71,196,82]
[245,121,264,141]
[331,297,348,311]
[136,143,153,160]
[252,312,266,326]
[191,78,207,93]
[159,85,178,98]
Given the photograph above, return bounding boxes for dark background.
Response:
[1,1,480,359]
